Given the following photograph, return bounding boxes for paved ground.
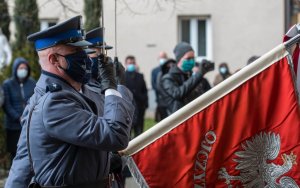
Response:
[0,177,139,188]
[0,178,5,188]
[125,177,139,188]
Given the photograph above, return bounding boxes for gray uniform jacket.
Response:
[5,71,134,187]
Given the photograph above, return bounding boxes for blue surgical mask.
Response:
[56,51,92,84]
[219,67,227,74]
[159,58,167,65]
[181,59,195,72]
[127,64,136,72]
[17,69,28,80]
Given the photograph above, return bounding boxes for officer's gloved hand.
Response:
[114,57,126,85]
[98,54,117,93]
[109,152,123,174]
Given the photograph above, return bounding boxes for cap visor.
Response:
[103,45,113,50]
[67,40,92,48]
[93,45,113,50]
[84,48,96,54]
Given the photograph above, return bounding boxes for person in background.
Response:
[151,51,167,121]
[213,62,231,86]
[2,57,36,164]
[247,55,260,65]
[161,42,209,116]
[125,55,148,137]
[156,59,176,121]
[151,51,168,93]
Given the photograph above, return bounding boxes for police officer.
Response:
[5,15,134,188]
[85,27,125,94]
[85,27,113,94]
[85,27,129,187]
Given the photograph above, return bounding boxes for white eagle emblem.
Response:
[218,132,298,187]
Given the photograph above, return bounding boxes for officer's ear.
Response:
[49,53,60,66]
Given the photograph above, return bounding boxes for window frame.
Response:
[178,16,213,62]
[40,19,58,31]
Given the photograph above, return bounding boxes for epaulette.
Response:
[46,83,62,93]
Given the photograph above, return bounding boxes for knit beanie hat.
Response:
[173,42,194,62]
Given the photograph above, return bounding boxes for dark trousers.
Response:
[6,129,21,164]
[155,106,168,122]
[133,108,145,137]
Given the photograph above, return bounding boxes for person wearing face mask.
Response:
[124,55,148,137]
[85,27,130,188]
[5,16,134,188]
[85,27,126,92]
[151,52,167,122]
[156,59,176,120]
[213,62,232,86]
[161,42,210,116]
[2,57,36,165]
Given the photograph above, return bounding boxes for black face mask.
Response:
[83,57,92,84]
[56,51,92,84]
[91,57,99,79]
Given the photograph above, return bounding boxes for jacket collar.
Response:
[37,71,78,93]
[36,71,98,114]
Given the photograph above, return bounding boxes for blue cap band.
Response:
[87,37,103,45]
[34,29,83,50]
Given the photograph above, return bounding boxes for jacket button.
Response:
[126,117,130,124]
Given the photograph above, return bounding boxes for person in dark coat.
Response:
[156,59,176,121]
[2,57,36,163]
[125,55,148,137]
[151,52,167,121]
[213,62,231,86]
[161,42,209,116]
[151,51,168,94]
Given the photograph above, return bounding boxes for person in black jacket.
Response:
[2,57,36,163]
[161,42,209,115]
[124,55,148,137]
[156,59,176,121]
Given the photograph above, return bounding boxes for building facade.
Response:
[7,0,289,85]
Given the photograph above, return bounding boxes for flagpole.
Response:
[286,50,300,100]
[285,34,300,49]
[285,34,300,99]
[122,42,291,157]
[101,0,105,54]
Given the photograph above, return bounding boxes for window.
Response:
[40,19,58,30]
[179,16,212,61]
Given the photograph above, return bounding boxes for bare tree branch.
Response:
[57,0,80,14]
[120,0,189,15]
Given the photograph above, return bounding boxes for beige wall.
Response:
[104,0,285,86]
[7,0,285,87]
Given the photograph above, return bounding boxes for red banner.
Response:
[130,58,300,187]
